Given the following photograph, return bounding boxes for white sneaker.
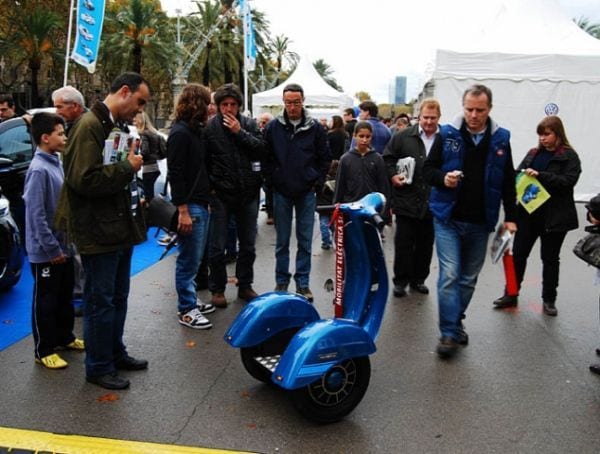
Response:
[157,235,173,246]
[178,307,212,329]
[196,299,216,314]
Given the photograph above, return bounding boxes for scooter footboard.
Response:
[224,292,320,348]
[272,319,376,389]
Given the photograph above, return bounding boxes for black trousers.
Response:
[512,213,567,303]
[142,170,160,202]
[31,259,75,359]
[393,215,434,286]
[208,196,258,292]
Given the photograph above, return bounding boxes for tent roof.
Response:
[253,56,353,110]
[438,0,600,56]
[434,50,600,82]
[433,0,600,82]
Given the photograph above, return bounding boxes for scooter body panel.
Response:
[224,291,320,348]
[272,318,376,390]
[359,224,389,341]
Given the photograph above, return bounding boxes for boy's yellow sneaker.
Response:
[65,338,85,351]
[36,354,68,369]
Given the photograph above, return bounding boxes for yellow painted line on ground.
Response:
[0,427,255,454]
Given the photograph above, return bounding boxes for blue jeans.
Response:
[208,196,258,292]
[81,248,133,377]
[273,191,316,288]
[319,213,332,246]
[434,219,489,339]
[176,203,210,314]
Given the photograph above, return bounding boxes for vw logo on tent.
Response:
[545,103,559,116]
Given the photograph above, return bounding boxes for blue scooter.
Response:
[224,192,388,423]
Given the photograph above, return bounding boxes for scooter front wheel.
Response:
[240,327,299,384]
[290,356,371,424]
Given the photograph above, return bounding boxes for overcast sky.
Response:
[160,0,600,103]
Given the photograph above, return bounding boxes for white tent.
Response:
[252,56,353,120]
[421,0,600,200]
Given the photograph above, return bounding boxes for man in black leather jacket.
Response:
[205,84,266,307]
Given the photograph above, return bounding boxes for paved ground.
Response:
[0,205,599,453]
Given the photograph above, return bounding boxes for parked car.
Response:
[0,116,35,235]
[0,189,23,290]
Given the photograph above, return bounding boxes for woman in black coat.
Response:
[327,115,349,160]
[494,116,581,316]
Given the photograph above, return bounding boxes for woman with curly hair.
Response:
[167,83,216,330]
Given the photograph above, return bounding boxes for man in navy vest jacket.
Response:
[423,84,517,359]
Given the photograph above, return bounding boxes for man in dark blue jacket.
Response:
[354,100,391,154]
[264,83,331,301]
[423,84,517,360]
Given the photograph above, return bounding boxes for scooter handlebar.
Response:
[316,204,336,214]
[372,213,385,231]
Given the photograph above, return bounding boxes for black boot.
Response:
[493,294,518,309]
[543,300,557,316]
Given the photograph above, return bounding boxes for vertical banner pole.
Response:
[63,0,76,86]
[242,0,249,114]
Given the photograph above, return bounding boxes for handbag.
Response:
[573,232,600,268]
[146,195,178,232]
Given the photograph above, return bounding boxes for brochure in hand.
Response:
[516,172,550,214]
[103,129,140,165]
[490,225,513,264]
[396,156,415,184]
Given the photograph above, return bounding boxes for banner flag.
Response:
[71,0,106,73]
[241,0,256,71]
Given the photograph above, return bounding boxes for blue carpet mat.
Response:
[0,228,173,351]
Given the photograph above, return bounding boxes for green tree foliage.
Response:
[313,58,343,92]
[267,35,298,85]
[102,0,177,77]
[0,0,345,115]
[575,16,600,39]
[0,2,63,106]
[355,91,372,102]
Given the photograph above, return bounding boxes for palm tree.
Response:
[102,0,177,75]
[0,5,63,106]
[313,58,343,91]
[575,16,600,39]
[270,35,298,84]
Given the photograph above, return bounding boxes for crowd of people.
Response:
[10,71,600,390]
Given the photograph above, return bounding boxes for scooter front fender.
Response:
[272,319,376,389]
[224,292,320,348]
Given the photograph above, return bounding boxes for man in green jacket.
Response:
[56,72,150,390]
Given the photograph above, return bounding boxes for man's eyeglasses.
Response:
[284,100,302,107]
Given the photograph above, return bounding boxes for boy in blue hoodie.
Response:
[25,113,84,369]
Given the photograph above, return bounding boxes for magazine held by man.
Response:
[490,225,513,263]
[102,129,141,215]
[103,130,140,165]
[396,156,415,185]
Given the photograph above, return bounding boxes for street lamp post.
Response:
[172,8,184,105]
